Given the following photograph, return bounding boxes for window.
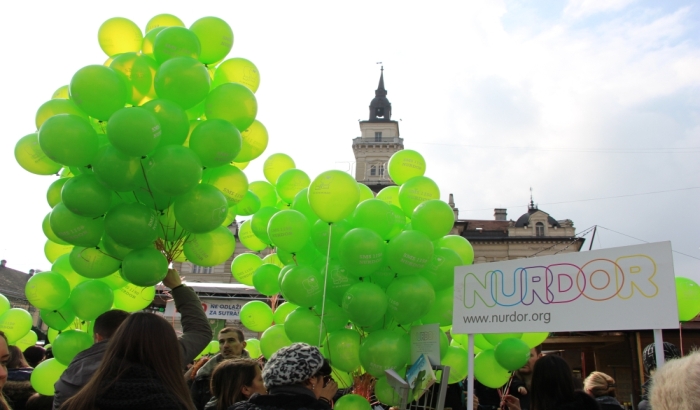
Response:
[370,165,377,176]
[374,132,382,142]
[535,222,544,237]
[192,265,212,274]
[378,164,384,176]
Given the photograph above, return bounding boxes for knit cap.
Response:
[262,343,325,388]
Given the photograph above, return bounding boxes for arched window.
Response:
[378,164,385,176]
[370,165,377,176]
[535,222,544,237]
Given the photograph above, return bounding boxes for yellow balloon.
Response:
[15,134,62,175]
[235,120,269,162]
[52,86,69,99]
[231,161,249,170]
[145,14,185,33]
[44,240,73,264]
[98,17,143,57]
[263,154,295,185]
[141,27,165,59]
[212,58,260,92]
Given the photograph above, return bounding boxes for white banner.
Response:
[164,298,248,320]
[452,242,679,334]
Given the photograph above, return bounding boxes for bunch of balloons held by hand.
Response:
[10,12,553,405]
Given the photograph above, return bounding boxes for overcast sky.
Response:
[1,0,698,283]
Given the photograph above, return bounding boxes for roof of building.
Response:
[0,262,29,302]
[514,201,561,228]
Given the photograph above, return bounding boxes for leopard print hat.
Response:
[262,343,325,388]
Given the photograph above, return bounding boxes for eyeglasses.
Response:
[323,375,334,387]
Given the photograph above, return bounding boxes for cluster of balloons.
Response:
[14,13,265,395]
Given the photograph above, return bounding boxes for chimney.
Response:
[494,208,507,221]
[448,194,459,219]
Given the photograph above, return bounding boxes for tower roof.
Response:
[368,66,392,122]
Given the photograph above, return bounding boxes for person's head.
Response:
[218,328,247,359]
[93,309,130,342]
[23,346,45,368]
[530,355,575,410]
[518,346,543,375]
[649,350,700,410]
[6,345,28,369]
[262,343,332,397]
[643,342,681,375]
[210,359,266,410]
[62,312,195,410]
[0,331,10,410]
[584,371,616,398]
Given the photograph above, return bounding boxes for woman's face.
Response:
[242,366,267,398]
[0,338,9,389]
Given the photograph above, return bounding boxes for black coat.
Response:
[230,386,331,410]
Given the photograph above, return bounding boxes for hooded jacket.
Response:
[190,350,251,410]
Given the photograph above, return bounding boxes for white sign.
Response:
[410,323,441,365]
[164,298,248,320]
[452,242,678,334]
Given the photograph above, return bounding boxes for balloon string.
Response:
[318,222,332,346]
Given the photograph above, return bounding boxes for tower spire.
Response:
[368,65,391,121]
[529,187,537,211]
[377,65,385,93]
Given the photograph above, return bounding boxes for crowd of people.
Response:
[0,269,693,410]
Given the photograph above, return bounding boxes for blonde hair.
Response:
[583,371,616,398]
[649,351,700,410]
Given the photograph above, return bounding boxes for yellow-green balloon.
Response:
[359,329,409,377]
[184,226,236,267]
[442,346,469,384]
[336,394,371,410]
[40,302,76,331]
[113,284,156,312]
[238,219,267,252]
[174,184,228,234]
[38,114,98,167]
[49,203,104,247]
[387,150,426,185]
[0,295,9,317]
[70,281,114,321]
[238,191,262,216]
[268,210,310,253]
[386,230,434,276]
[47,178,69,208]
[153,27,201,64]
[412,200,455,241]
[121,248,168,287]
[31,359,67,395]
[437,235,474,265]
[376,185,401,208]
[14,330,38,351]
[146,14,185,33]
[69,65,127,121]
[0,309,33,344]
[280,266,323,308]
[145,145,203,197]
[154,56,210,110]
[249,181,277,208]
[676,277,700,321]
[15,133,62,175]
[263,154,295,186]
[98,17,143,57]
[61,173,112,218]
[107,107,162,157]
[253,264,282,296]
[272,302,298,325]
[342,282,388,327]
[231,253,263,285]
[202,165,249,205]
[308,171,360,223]
[25,272,70,310]
[323,329,361,373]
[245,338,261,358]
[143,99,191,147]
[52,254,86,289]
[53,330,94,366]
[474,349,511,388]
[44,240,73,264]
[235,120,268,162]
[276,169,310,204]
[398,176,440,215]
[260,324,292,359]
[357,183,374,202]
[213,58,259,92]
[205,83,257,132]
[240,301,274,332]
[52,85,69,99]
[189,119,242,167]
[520,332,549,348]
[110,53,158,105]
[35,99,89,129]
[189,16,234,65]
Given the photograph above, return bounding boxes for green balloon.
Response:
[292,188,320,224]
[61,173,112,217]
[368,266,397,291]
[145,145,203,196]
[231,253,263,285]
[520,332,549,348]
[47,178,70,208]
[49,203,104,247]
[335,394,371,410]
[35,99,89,129]
[359,330,409,377]
[308,171,360,223]
[189,119,242,167]
[31,359,67,396]
[238,219,268,252]
[43,213,68,245]
[268,210,310,253]
[0,295,9,317]
[398,176,440,216]
[375,375,402,407]
[253,264,281,296]
[205,83,258,132]
[121,248,168,286]
[222,204,237,226]
[113,284,155,312]
[202,164,249,204]
[338,228,385,278]
[44,240,74,264]
[313,301,349,332]
[676,277,700,321]
[99,270,129,290]
[237,190,262,216]
[14,133,62,175]
[69,65,127,120]
[153,27,201,63]
[235,120,268,161]
[245,338,261,358]
[351,199,394,239]
[342,282,387,327]
[52,255,87,289]
[483,333,523,346]
[263,154,296,186]
[174,184,228,233]
[420,287,453,327]
[273,302,298,324]
[109,53,158,105]
[386,230,434,276]
[412,200,455,241]
[276,169,310,204]
[357,183,374,202]
[263,253,284,268]
[92,145,142,192]
[284,307,326,346]
[420,247,463,291]
[184,226,236,267]
[322,261,359,305]
[376,185,401,208]
[70,280,113,321]
[474,334,495,351]
[251,206,279,244]
[69,247,120,279]
[386,275,435,324]
[474,349,511,388]
[189,17,233,64]
[249,181,278,209]
[100,234,133,260]
[277,241,323,268]
[280,265,323,308]
[240,301,274,333]
[494,338,531,371]
[213,58,259,92]
[208,339,220,355]
[323,329,361,373]
[146,14,185,33]
[0,309,33,344]
[437,235,474,265]
[154,56,210,109]
[442,346,469,384]
[143,99,190,147]
[25,272,70,310]
[107,107,161,157]
[15,330,39,352]
[104,203,158,249]
[311,219,350,259]
[260,324,292,359]
[387,150,426,185]
[38,114,98,167]
[53,330,94,366]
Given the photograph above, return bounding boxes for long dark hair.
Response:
[210,359,260,410]
[0,331,11,410]
[530,355,576,410]
[60,312,195,410]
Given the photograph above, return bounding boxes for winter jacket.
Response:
[191,350,251,410]
[53,285,211,410]
[552,391,601,410]
[230,385,331,410]
[4,379,34,410]
[594,396,624,410]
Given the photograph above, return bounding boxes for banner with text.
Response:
[164,298,247,320]
[452,242,678,334]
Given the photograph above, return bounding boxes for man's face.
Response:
[519,348,540,374]
[219,330,246,359]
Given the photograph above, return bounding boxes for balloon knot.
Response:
[141,156,146,159]
[86,165,92,169]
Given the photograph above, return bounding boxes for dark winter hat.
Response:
[262,343,325,388]
[642,342,681,373]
